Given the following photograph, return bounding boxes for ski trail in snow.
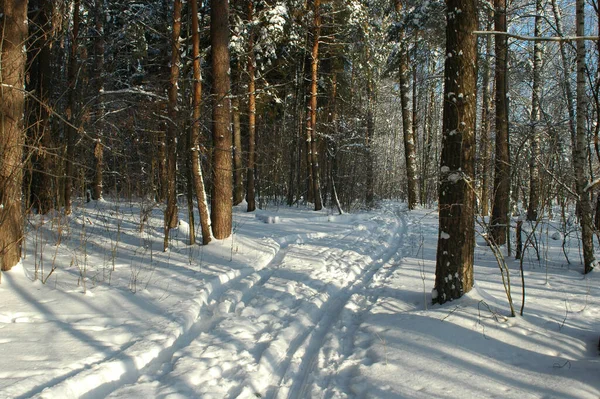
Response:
[98,222,369,398]
[277,207,408,399]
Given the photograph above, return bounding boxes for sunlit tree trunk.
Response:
[211,0,233,239]
[191,0,211,245]
[163,0,182,251]
[491,0,510,245]
[309,0,323,211]
[246,0,257,212]
[232,64,244,206]
[0,0,28,272]
[434,0,477,304]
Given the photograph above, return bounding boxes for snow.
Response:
[0,200,598,398]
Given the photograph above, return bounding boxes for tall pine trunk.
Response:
[163,0,182,251]
[190,0,211,245]
[491,0,510,245]
[0,0,28,272]
[246,0,257,212]
[309,0,323,211]
[211,0,233,239]
[434,0,477,304]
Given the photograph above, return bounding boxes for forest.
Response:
[1,0,600,302]
[1,0,600,397]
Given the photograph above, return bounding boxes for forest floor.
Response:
[0,199,599,398]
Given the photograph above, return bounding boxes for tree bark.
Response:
[64,0,80,215]
[480,18,493,217]
[0,0,28,272]
[232,65,244,206]
[211,0,233,239]
[163,0,182,251]
[246,0,257,212]
[190,0,212,245]
[395,2,418,210]
[491,0,510,245]
[527,0,543,221]
[575,0,595,273]
[434,0,477,304]
[309,0,323,211]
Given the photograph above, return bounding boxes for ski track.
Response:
[280,208,408,399]
[30,209,404,399]
[91,213,380,398]
[103,207,405,399]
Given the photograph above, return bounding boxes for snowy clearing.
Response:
[0,200,598,398]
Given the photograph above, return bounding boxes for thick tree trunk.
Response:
[92,0,105,201]
[246,0,257,212]
[163,0,182,251]
[190,0,211,245]
[211,0,233,239]
[0,0,28,272]
[64,0,80,215]
[309,0,323,211]
[434,0,477,304]
[27,0,55,214]
[491,0,510,245]
[527,0,543,221]
[575,0,595,273]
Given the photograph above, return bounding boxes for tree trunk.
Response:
[480,18,493,217]
[434,0,477,305]
[91,0,105,201]
[232,66,244,206]
[190,0,212,245]
[550,0,576,147]
[211,0,233,239]
[365,52,375,208]
[163,0,182,251]
[27,0,55,214]
[309,0,323,211]
[246,0,257,212]
[491,0,510,245]
[0,0,27,272]
[64,0,80,215]
[395,0,418,210]
[575,0,595,273]
[527,0,543,221]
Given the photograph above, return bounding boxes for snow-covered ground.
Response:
[0,199,598,398]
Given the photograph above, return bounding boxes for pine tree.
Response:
[434,0,477,304]
[211,0,233,239]
[0,0,28,272]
